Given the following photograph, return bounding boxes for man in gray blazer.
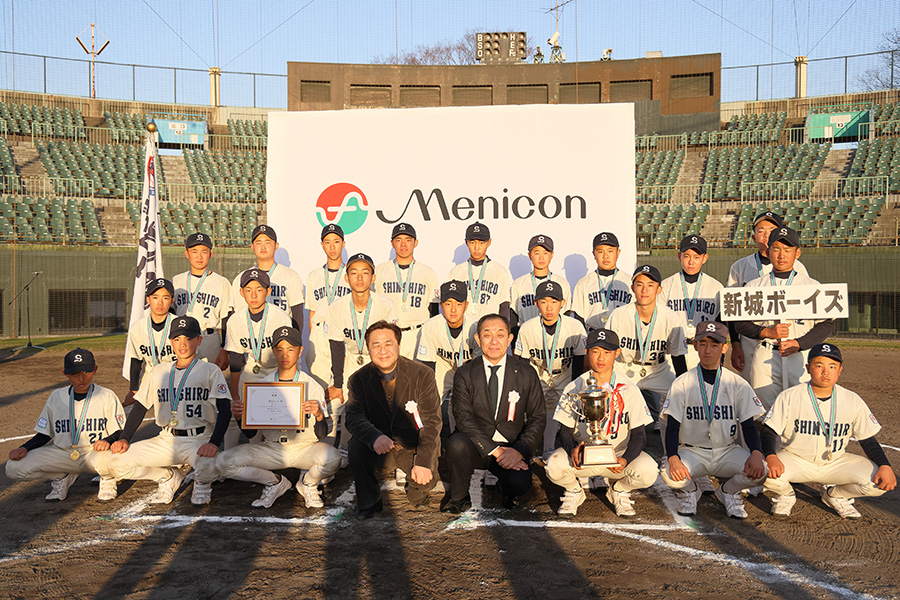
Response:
[442,313,546,513]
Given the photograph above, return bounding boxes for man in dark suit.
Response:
[442,313,546,513]
[345,321,442,519]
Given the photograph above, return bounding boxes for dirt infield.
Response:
[1,347,898,599]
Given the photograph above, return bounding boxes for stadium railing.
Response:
[123,181,264,205]
[636,184,712,205]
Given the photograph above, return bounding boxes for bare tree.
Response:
[374,30,535,66]
[856,27,900,91]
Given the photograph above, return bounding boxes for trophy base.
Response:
[582,444,619,467]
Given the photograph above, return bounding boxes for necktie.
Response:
[489,364,500,416]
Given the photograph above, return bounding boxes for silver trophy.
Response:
[562,373,619,466]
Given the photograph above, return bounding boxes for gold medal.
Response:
[469,306,478,316]
[69,448,80,461]
[252,364,261,374]
[824,450,833,461]
[401,304,408,312]
[357,355,364,365]
[640,367,647,378]
[169,416,179,428]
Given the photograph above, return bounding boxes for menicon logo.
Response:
[315,183,369,235]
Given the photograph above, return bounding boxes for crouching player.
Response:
[660,322,768,518]
[6,349,125,502]
[109,316,232,505]
[762,343,896,518]
[217,326,341,509]
[546,329,656,517]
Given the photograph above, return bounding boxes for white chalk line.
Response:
[0,525,153,565]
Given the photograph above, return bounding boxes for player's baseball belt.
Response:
[399,323,423,332]
[205,328,217,335]
[167,426,206,437]
[681,443,712,450]
[758,340,779,349]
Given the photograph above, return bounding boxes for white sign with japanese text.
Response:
[719,284,848,321]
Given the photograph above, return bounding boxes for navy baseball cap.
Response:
[465,222,491,241]
[679,234,708,254]
[528,234,554,252]
[240,268,271,288]
[592,232,619,249]
[169,316,202,339]
[64,348,95,374]
[768,226,800,248]
[251,224,277,242]
[391,223,417,240]
[440,280,468,303]
[694,321,728,343]
[535,280,564,301]
[632,265,661,284]
[753,211,784,228]
[185,232,213,249]
[145,277,174,297]
[272,326,303,348]
[321,224,344,241]
[346,252,375,271]
[808,342,842,364]
[585,329,619,351]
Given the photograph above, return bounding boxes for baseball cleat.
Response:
[252,475,292,508]
[715,485,748,519]
[770,493,796,516]
[557,487,586,516]
[191,481,213,505]
[606,486,636,517]
[675,483,699,516]
[696,476,715,494]
[151,469,185,504]
[339,446,349,469]
[45,473,78,502]
[298,478,325,508]
[820,486,861,519]
[97,478,118,502]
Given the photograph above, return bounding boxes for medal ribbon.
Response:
[600,372,626,437]
[806,384,837,453]
[769,270,796,286]
[68,384,94,448]
[146,314,172,367]
[541,320,562,379]
[679,272,702,324]
[324,263,346,305]
[754,252,763,278]
[633,307,658,365]
[596,268,619,310]
[444,321,467,368]
[350,295,373,356]
[468,260,488,307]
[246,304,269,364]
[168,357,200,422]
[187,270,210,314]
[697,367,723,423]
[393,259,416,305]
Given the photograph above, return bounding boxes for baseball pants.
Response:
[306,322,332,390]
[224,367,271,449]
[398,324,421,359]
[750,344,809,410]
[763,451,887,499]
[197,332,224,364]
[6,445,114,481]
[545,448,658,492]
[108,431,218,484]
[661,445,767,494]
[216,440,340,484]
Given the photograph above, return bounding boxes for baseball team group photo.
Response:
[1,2,900,599]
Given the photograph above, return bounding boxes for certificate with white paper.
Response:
[242,382,308,429]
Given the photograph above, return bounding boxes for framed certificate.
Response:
[242,382,309,430]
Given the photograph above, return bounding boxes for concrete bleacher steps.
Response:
[10,141,48,194]
[700,202,738,246]
[869,201,900,244]
[812,148,854,196]
[159,155,196,204]
[675,148,706,197]
[97,204,135,247]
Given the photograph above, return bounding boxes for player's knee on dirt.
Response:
[544,448,572,485]
[192,456,219,484]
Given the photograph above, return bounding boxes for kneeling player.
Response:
[660,322,767,518]
[217,326,341,509]
[762,343,896,518]
[109,316,232,505]
[546,329,656,517]
[6,349,124,502]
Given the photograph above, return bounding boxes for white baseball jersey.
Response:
[554,369,652,452]
[727,253,809,287]
[374,259,440,327]
[324,292,398,361]
[514,315,587,397]
[136,359,231,430]
[230,262,306,313]
[305,264,352,325]
[659,272,723,329]
[416,314,480,396]
[446,259,511,320]
[172,270,231,330]
[662,367,765,448]
[255,369,329,444]
[510,271,571,325]
[571,269,634,331]
[224,304,293,376]
[34,384,125,450]
[764,382,881,465]
[743,270,823,340]
[125,314,176,368]
[607,303,687,393]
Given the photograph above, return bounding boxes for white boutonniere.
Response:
[405,400,423,429]
[506,390,520,421]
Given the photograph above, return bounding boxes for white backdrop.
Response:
[267,104,635,294]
